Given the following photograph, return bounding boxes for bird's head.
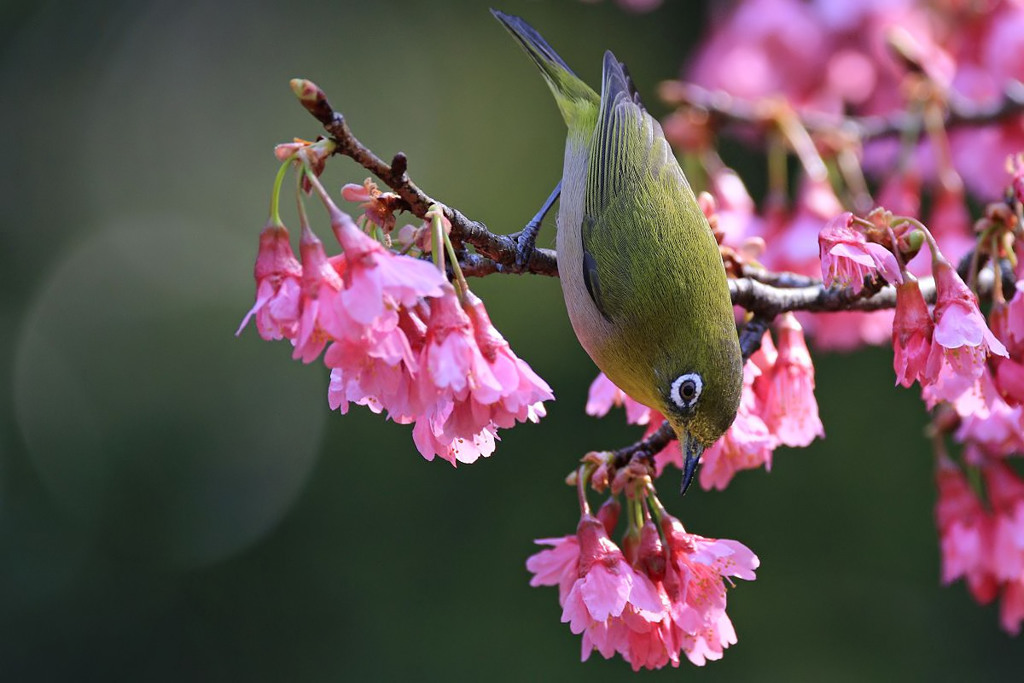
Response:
[651,340,743,494]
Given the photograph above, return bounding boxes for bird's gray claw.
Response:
[513,224,539,270]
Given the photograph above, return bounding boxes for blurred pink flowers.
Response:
[936,457,1024,635]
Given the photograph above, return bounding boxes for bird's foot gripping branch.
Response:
[240,3,1024,671]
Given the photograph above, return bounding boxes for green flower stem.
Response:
[429,206,445,272]
[295,167,311,231]
[648,492,667,526]
[444,232,470,299]
[300,161,333,209]
[577,464,592,517]
[269,159,292,225]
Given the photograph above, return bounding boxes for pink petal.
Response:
[581,564,631,622]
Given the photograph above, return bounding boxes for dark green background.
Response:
[1,0,1019,679]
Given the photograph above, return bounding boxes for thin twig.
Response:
[292,79,558,277]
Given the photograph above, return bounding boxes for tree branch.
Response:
[660,80,1024,142]
[287,81,1004,493]
[728,275,934,317]
[288,79,968,316]
[291,79,558,277]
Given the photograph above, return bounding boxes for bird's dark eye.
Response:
[670,372,703,410]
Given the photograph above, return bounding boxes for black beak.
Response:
[681,432,704,495]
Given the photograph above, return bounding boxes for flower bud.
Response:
[637,519,666,582]
[596,497,621,536]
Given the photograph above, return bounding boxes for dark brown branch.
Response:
[291,79,558,277]
[661,80,1024,142]
[612,421,673,469]
[739,264,821,288]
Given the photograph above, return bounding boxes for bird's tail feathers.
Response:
[491,9,599,124]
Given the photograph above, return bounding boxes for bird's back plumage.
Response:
[496,12,742,448]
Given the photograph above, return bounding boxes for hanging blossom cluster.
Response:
[237,131,552,466]
[526,460,758,670]
[243,0,1024,672]
[653,0,1024,637]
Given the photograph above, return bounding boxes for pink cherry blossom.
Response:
[922,258,1008,403]
[996,358,1024,406]
[291,224,344,364]
[274,137,333,190]
[955,397,1024,459]
[659,513,758,666]
[340,178,404,233]
[931,259,1007,356]
[526,535,580,605]
[699,360,776,491]
[761,314,824,447]
[819,212,903,293]
[527,507,758,670]
[237,220,302,341]
[560,515,665,643]
[1002,579,1024,636]
[412,407,497,465]
[984,463,1024,583]
[526,516,676,670]
[935,456,996,603]
[323,307,420,420]
[411,286,552,465]
[327,205,446,337]
[413,289,500,464]
[892,278,934,387]
[462,290,554,428]
[586,372,655,425]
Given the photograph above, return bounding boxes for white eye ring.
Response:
[670,373,703,410]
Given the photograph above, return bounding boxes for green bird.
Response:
[493,10,743,493]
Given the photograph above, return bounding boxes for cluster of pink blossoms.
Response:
[816,179,1024,633]
[653,0,1024,636]
[587,311,823,491]
[936,457,1024,634]
[527,496,758,670]
[238,142,552,465]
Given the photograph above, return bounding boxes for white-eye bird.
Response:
[493,11,743,492]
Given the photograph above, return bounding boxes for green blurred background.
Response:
[1,0,1019,679]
